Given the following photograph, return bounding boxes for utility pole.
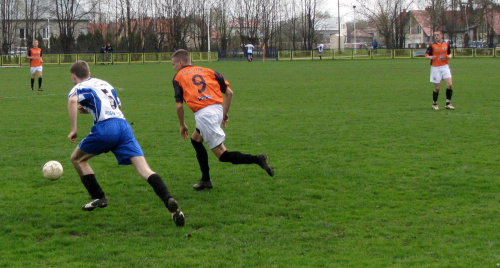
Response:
[353,5,356,53]
[338,0,341,51]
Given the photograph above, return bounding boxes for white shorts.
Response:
[194,104,226,149]
[430,65,451,84]
[30,66,43,75]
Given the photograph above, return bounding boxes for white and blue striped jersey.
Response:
[68,77,124,124]
[245,44,254,53]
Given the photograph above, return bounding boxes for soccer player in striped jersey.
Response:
[27,40,43,91]
[425,31,455,110]
[317,43,324,60]
[245,43,254,62]
[67,60,184,227]
[171,49,274,191]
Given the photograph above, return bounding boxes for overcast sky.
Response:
[324,0,364,22]
[324,0,422,22]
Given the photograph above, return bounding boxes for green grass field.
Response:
[0,58,499,267]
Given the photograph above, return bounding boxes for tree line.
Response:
[358,0,499,49]
[1,0,498,54]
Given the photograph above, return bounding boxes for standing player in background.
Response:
[171,49,274,191]
[317,43,324,60]
[244,43,254,62]
[67,60,184,227]
[372,39,378,51]
[425,31,455,110]
[27,40,43,91]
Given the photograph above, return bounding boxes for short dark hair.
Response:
[70,60,90,79]
[172,49,191,63]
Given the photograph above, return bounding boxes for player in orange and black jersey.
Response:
[171,49,274,191]
[27,40,43,91]
[425,31,455,110]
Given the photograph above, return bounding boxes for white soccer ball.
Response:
[42,160,63,180]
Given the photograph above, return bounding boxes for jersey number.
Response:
[101,88,118,109]
[192,75,206,94]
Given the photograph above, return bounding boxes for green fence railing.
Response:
[0,51,218,67]
[1,48,498,67]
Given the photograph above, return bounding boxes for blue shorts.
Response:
[79,118,144,165]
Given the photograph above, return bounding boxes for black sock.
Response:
[80,174,105,199]
[433,91,439,104]
[38,77,42,89]
[31,78,34,89]
[219,151,258,164]
[446,88,453,104]
[147,174,172,208]
[191,139,210,181]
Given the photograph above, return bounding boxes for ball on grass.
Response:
[42,160,63,180]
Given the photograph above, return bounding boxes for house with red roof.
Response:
[405,8,500,48]
[405,10,434,48]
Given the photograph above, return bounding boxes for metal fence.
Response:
[1,48,498,67]
[277,48,499,60]
[0,51,219,67]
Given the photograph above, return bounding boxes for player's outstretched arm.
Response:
[68,95,79,142]
[176,102,188,140]
[222,87,233,128]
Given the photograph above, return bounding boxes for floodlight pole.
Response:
[353,5,356,53]
[338,0,341,51]
[47,18,50,50]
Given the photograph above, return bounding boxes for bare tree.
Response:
[189,0,208,51]
[234,0,261,46]
[268,0,287,49]
[134,0,158,51]
[421,0,498,47]
[54,0,96,52]
[210,0,231,51]
[158,0,190,50]
[117,0,134,51]
[1,0,22,53]
[23,0,45,46]
[299,0,319,49]
[358,0,413,48]
[290,0,299,49]
[260,0,280,49]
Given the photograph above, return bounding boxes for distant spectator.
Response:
[372,40,378,51]
[105,43,113,64]
[100,44,106,64]
[105,43,113,53]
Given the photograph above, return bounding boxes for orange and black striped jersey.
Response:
[28,47,42,67]
[425,42,451,67]
[173,65,230,112]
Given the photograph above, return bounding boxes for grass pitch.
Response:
[0,58,499,266]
